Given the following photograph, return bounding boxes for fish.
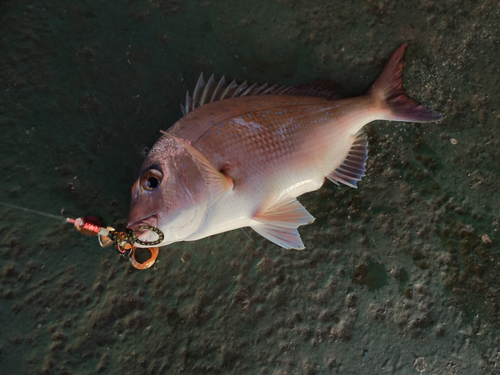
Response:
[126,43,442,250]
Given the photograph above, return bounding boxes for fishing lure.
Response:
[67,216,163,269]
[0,202,163,270]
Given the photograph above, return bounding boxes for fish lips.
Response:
[126,215,160,246]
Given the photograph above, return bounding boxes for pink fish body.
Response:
[127,44,442,249]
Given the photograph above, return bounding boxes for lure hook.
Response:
[67,217,163,269]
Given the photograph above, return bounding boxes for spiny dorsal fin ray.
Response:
[250,195,315,250]
[181,74,341,115]
[220,79,239,101]
[200,74,216,107]
[191,73,205,112]
[210,75,226,103]
[326,130,368,188]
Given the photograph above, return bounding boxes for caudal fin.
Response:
[368,43,443,123]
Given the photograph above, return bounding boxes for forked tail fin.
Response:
[368,43,443,123]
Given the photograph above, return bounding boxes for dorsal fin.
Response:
[181,74,341,116]
[326,130,369,188]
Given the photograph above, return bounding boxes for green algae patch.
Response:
[396,268,413,299]
[352,261,389,292]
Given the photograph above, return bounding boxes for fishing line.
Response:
[0,201,67,222]
[0,201,164,270]
[240,227,254,242]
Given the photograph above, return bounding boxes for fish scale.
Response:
[171,97,348,186]
[127,44,442,250]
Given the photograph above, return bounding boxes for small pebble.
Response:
[481,234,492,244]
[414,357,427,372]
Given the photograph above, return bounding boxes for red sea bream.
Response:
[127,44,442,250]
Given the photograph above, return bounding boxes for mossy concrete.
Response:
[1,0,499,373]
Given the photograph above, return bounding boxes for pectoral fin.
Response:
[250,195,315,250]
[170,135,233,204]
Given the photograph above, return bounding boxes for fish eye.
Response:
[140,169,163,191]
[147,176,159,189]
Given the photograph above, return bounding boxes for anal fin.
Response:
[250,195,315,250]
[327,130,368,188]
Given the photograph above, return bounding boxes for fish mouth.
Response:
[126,215,159,242]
